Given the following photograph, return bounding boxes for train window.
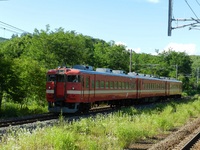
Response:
[47,75,56,82]
[118,82,121,89]
[122,82,125,89]
[67,75,80,82]
[92,80,94,88]
[100,81,104,89]
[131,83,133,89]
[86,78,89,88]
[126,82,129,89]
[114,81,118,89]
[110,81,113,89]
[96,80,99,89]
[57,74,65,82]
[106,81,109,89]
[132,82,135,89]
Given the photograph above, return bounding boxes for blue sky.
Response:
[0,0,200,55]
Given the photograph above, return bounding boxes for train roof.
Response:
[48,65,182,83]
[71,68,180,82]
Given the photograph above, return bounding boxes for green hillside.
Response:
[0,37,8,42]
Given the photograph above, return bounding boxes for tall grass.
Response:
[1,97,200,149]
[0,100,48,118]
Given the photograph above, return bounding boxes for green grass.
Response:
[0,100,48,118]
[1,96,200,149]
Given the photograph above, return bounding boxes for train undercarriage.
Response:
[48,94,182,114]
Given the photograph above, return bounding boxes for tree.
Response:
[158,49,192,90]
[13,57,46,106]
[0,56,24,112]
[106,42,129,72]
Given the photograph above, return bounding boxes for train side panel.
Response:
[168,80,182,98]
[138,78,166,100]
[81,73,137,103]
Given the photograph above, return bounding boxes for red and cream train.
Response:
[46,65,182,113]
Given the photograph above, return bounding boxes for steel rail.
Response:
[181,130,200,150]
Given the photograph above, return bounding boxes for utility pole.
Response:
[176,64,178,79]
[168,0,172,36]
[129,49,132,73]
[197,67,199,88]
[168,0,200,36]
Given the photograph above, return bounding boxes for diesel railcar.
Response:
[46,65,182,113]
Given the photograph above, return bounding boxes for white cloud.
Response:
[164,43,197,55]
[115,41,127,46]
[146,0,160,3]
[133,48,141,53]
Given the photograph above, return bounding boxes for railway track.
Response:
[172,125,200,150]
[181,130,200,150]
[0,97,188,129]
[146,116,200,150]
[0,106,115,128]
[0,113,58,128]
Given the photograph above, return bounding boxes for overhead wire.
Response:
[0,27,21,34]
[184,0,199,19]
[0,20,29,33]
[196,0,200,7]
[0,20,31,38]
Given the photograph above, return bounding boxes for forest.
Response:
[0,26,200,111]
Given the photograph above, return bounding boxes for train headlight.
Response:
[72,87,75,90]
[48,86,51,89]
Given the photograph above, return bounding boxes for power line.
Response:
[0,20,29,33]
[196,0,200,7]
[0,20,31,38]
[0,27,21,34]
[184,0,199,19]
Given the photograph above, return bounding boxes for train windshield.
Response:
[47,74,81,82]
[57,74,65,82]
[47,74,56,82]
[67,75,81,83]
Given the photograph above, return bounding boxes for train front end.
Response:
[46,67,81,113]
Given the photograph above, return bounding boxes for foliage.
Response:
[0,100,48,118]
[1,97,200,149]
[0,26,198,110]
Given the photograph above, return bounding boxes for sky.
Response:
[0,0,200,55]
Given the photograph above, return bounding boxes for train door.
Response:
[165,81,168,96]
[165,81,169,96]
[82,74,95,103]
[55,74,66,101]
[136,78,141,99]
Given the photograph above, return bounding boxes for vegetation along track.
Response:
[146,116,200,150]
[0,113,58,128]
[173,125,200,150]
[0,97,188,129]
[0,106,116,128]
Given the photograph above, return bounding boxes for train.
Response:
[46,65,182,113]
